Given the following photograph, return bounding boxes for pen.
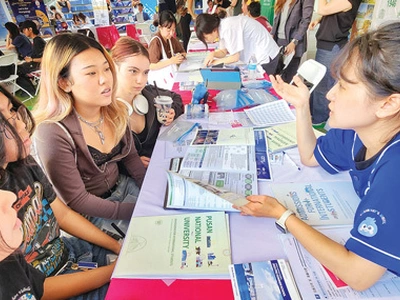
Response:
[111,222,126,239]
[282,151,301,171]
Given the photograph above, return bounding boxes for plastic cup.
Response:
[154,95,173,124]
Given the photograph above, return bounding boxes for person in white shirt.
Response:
[195,13,280,74]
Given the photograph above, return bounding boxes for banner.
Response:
[8,0,52,36]
[260,0,275,25]
[371,0,400,28]
[0,1,13,44]
[92,0,110,25]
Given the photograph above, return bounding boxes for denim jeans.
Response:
[310,44,342,124]
[90,174,140,235]
[60,236,112,300]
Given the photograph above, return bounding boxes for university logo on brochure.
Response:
[357,209,386,238]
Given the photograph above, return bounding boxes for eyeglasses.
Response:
[1,106,33,140]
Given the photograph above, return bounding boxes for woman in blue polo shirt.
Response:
[236,22,400,290]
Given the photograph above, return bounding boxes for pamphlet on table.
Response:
[113,212,232,279]
[270,181,360,226]
[263,122,325,153]
[178,52,209,72]
[181,128,257,173]
[179,128,259,194]
[229,259,301,300]
[254,129,272,181]
[281,227,400,299]
[165,171,249,212]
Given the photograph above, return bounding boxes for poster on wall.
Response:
[350,0,375,39]
[92,0,110,25]
[371,0,400,28]
[8,0,52,36]
[0,1,13,44]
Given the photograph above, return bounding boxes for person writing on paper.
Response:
[148,10,186,71]
[236,23,400,290]
[270,0,314,82]
[111,37,183,168]
[195,13,280,75]
[33,34,146,231]
[0,84,120,299]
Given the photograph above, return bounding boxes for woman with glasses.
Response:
[148,10,186,72]
[32,33,146,232]
[0,84,121,299]
[111,37,183,168]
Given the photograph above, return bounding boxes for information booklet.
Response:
[254,129,272,181]
[270,181,360,226]
[179,127,259,195]
[165,171,249,212]
[263,122,325,153]
[229,259,301,300]
[113,211,232,279]
[281,227,400,299]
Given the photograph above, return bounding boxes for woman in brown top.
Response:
[148,10,186,71]
[33,33,146,232]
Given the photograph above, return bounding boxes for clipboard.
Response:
[200,68,242,90]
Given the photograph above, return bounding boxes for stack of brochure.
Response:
[174,127,259,199]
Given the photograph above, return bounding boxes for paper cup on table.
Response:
[154,95,173,124]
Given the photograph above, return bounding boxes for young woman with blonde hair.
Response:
[33,33,145,231]
[0,84,120,299]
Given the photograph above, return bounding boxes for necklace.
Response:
[76,112,105,145]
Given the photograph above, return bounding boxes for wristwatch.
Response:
[291,39,299,46]
[275,209,295,234]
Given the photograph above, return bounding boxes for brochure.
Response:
[165,171,249,212]
[254,129,272,181]
[263,122,325,153]
[280,227,400,299]
[179,128,259,195]
[270,181,360,226]
[229,259,301,300]
[113,211,232,279]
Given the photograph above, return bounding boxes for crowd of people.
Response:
[1,0,400,298]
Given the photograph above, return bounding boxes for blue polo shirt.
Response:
[314,129,400,275]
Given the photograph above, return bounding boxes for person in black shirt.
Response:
[308,0,362,125]
[0,189,46,300]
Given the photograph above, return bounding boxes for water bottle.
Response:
[248,54,257,80]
